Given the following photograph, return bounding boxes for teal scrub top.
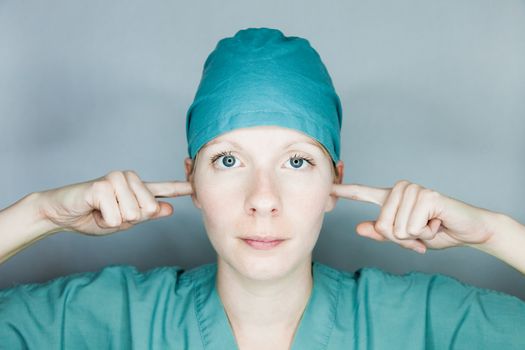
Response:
[1,261,524,349]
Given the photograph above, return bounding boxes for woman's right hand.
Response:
[36,170,193,236]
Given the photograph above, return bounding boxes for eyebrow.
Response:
[203,139,322,151]
[203,139,242,149]
[285,140,322,149]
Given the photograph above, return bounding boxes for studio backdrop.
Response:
[1,0,524,299]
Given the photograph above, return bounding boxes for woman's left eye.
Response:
[285,154,315,170]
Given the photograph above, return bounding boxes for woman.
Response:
[1,27,524,349]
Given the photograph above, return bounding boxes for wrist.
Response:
[487,212,523,247]
[0,191,63,264]
[26,191,63,238]
[469,211,525,274]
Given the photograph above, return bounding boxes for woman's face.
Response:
[185,125,343,281]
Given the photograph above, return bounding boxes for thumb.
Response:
[356,221,388,242]
[356,220,427,253]
[151,202,174,219]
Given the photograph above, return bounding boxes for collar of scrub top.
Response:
[192,261,343,349]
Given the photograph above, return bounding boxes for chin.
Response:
[239,257,291,281]
[214,236,313,281]
[222,249,295,282]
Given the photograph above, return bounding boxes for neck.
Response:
[216,257,313,341]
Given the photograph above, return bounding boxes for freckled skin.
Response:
[185,125,344,281]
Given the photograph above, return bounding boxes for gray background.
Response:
[1,0,524,299]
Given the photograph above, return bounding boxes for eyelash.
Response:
[209,150,316,168]
[209,150,232,164]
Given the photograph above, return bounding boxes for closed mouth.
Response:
[240,236,287,242]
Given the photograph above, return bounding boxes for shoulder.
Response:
[1,264,186,299]
[0,264,214,348]
[354,265,525,307]
[314,262,525,348]
[313,261,525,325]
[0,263,218,318]
[315,261,523,303]
[0,263,216,346]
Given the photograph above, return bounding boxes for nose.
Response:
[244,169,281,217]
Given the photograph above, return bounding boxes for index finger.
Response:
[145,181,194,198]
[331,183,390,206]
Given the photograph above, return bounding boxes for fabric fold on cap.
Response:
[185,27,343,163]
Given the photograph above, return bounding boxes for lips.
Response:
[241,235,287,242]
[241,237,286,250]
[241,235,287,250]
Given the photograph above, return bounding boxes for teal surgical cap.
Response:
[185,27,343,163]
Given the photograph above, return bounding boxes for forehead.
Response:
[201,126,325,152]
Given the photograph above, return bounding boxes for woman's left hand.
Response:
[331,180,498,254]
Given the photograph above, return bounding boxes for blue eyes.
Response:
[209,151,315,170]
[220,154,237,167]
[289,157,306,169]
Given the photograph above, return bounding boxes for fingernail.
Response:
[414,246,426,254]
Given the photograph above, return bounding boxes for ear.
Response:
[325,160,344,212]
[184,157,193,180]
[184,157,201,209]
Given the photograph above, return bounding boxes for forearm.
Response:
[468,212,525,275]
[0,192,61,264]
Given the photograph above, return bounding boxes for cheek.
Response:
[274,174,330,244]
[281,171,331,207]
[198,186,238,226]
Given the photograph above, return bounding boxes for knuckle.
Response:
[406,226,419,235]
[108,170,125,180]
[106,171,126,183]
[106,170,121,178]
[406,183,420,193]
[375,221,389,234]
[125,212,141,222]
[124,170,140,179]
[395,179,410,188]
[143,203,160,215]
[109,216,122,227]
[428,189,440,200]
[415,185,426,192]
[418,188,432,197]
[91,180,112,194]
[419,188,439,203]
[393,228,405,239]
[391,184,406,196]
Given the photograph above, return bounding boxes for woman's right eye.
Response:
[210,151,240,169]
